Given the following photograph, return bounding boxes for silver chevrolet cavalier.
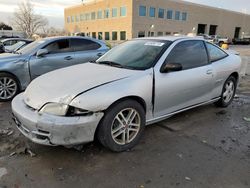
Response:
[12,36,241,152]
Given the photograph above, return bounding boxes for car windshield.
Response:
[96,39,171,70]
[17,39,45,54]
[5,41,26,51]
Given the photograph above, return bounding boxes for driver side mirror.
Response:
[36,49,48,57]
[160,62,183,73]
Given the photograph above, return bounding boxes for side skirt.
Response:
[146,97,220,125]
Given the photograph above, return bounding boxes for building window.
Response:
[120,31,126,40]
[91,12,96,20]
[157,32,163,36]
[175,11,180,20]
[138,31,145,38]
[182,12,187,21]
[105,32,110,40]
[76,15,79,22]
[104,9,109,19]
[158,8,164,18]
[112,8,117,17]
[67,16,70,23]
[167,10,173,19]
[149,7,156,17]
[148,32,154,37]
[71,16,74,22]
[112,31,117,40]
[97,10,102,19]
[80,14,83,21]
[165,32,171,35]
[98,32,103,40]
[120,6,127,16]
[85,13,90,20]
[139,6,146,16]
[92,32,96,39]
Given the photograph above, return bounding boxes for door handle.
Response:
[97,53,103,57]
[64,56,73,60]
[206,70,213,75]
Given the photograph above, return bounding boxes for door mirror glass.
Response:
[161,62,182,73]
[36,49,48,57]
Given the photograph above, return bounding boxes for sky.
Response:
[0,0,249,29]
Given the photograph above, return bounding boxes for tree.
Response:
[0,23,13,30]
[12,0,48,38]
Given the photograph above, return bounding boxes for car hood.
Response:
[24,63,138,110]
[0,52,25,62]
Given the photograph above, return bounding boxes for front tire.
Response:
[97,99,145,152]
[0,73,19,102]
[215,76,237,107]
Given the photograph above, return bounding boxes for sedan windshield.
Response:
[97,39,172,70]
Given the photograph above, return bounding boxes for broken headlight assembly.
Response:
[66,106,94,116]
[39,103,69,116]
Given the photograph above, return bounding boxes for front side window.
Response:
[149,7,156,17]
[167,10,173,19]
[139,6,146,16]
[71,39,101,52]
[206,42,228,62]
[165,40,208,70]
[44,39,71,54]
[120,6,127,16]
[158,8,165,18]
[97,39,171,70]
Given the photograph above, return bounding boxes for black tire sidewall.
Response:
[97,99,146,152]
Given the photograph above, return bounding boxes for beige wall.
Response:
[132,0,250,39]
[64,0,133,41]
[65,0,250,40]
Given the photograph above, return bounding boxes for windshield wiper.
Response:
[97,61,125,68]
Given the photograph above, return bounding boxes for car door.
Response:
[29,39,75,80]
[154,40,214,117]
[71,38,105,64]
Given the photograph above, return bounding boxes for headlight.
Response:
[67,106,93,116]
[40,103,69,116]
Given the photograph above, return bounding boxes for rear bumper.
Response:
[12,93,104,146]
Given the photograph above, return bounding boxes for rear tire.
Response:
[0,73,19,102]
[215,76,236,108]
[97,99,145,152]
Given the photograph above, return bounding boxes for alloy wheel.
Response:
[0,77,18,100]
[222,80,235,103]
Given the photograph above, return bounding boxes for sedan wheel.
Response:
[215,76,236,107]
[97,99,145,152]
[0,73,19,102]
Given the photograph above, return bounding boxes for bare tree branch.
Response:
[11,0,48,38]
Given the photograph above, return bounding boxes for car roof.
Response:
[1,38,33,42]
[41,36,99,41]
[135,36,205,42]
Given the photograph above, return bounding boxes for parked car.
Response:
[0,36,109,101]
[3,39,33,53]
[0,42,4,53]
[197,34,214,43]
[211,35,230,46]
[232,37,250,45]
[12,37,241,152]
[0,38,25,47]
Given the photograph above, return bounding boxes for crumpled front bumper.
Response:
[11,93,104,146]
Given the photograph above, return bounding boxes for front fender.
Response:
[70,69,154,120]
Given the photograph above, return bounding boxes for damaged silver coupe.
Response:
[12,37,241,152]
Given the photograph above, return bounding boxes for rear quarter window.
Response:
[206,42,228,62]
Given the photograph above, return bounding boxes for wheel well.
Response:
[107,96,147,113]
[230,72,239,83]
[0,71,21,89]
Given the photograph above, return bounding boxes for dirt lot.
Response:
[0,45,250,188]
